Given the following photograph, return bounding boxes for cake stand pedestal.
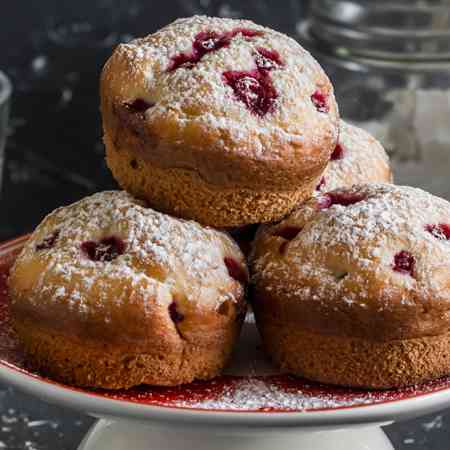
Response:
[78,418,394,450]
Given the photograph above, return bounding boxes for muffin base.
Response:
[14,320,238,389]
[256,322,450,389]
[105,137,321,228]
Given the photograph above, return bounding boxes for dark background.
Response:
[0,0,307,241]
[1,1,449,448]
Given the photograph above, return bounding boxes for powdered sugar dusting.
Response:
[317,121,392,194]
[178,377,376,411]
[1,252,450,413]
[104,15,338,160]
[252,184,450,336]
[9,191,245,319]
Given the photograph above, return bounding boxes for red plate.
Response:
[2,235,450,414]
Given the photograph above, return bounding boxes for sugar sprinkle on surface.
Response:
[9,191,245,318]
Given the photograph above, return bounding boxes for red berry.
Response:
[230,28,262,39]
[425,224,450,241]
[329,192,366,206]
[255,47,283,71]
[223,70,277,116]
[275,226,302,254]
[331,143,344,160]
[224,257,248,284]
[316,176,326,191]
[393,251,416,276]
[317,192,366,209]
[169,28,262,71]
[81,236,126,262]
[169,301,184,323]
[316,194,333,209]
[311,90,329,113]
[124,98,154,112]
[167,28,281,115]
[36,231,59,251]
[193,30,230,54]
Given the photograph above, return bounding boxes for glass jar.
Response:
[0,71,11,192]
[299,0,450,199]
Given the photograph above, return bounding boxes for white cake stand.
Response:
[1,236,449,450]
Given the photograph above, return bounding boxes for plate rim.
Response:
[1,234,450,427]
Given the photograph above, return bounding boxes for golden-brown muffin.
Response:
[101,15,339,227]
[251,183,450,389]
[8,191,248,389]
[316,120,393,193]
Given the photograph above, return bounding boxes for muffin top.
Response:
[9,191,247,342]
[101,15,339,189]
[316,120,392,193]
[251,184,450,341]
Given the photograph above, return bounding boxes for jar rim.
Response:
[299,22,450,72]
[308,0,450,61]
[0,71,12,107]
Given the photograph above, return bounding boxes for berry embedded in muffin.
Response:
[251,183,450,389]
[316,120,393,194]
[8,191,248,389]
[101,15,339,227]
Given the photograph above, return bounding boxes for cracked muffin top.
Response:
[100,15,339,189]
[8,190,248,344]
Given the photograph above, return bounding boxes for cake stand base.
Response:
[78,419,395,450]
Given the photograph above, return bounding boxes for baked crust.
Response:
[252,184,450,340]
[105,133,321,227]
[14,316,242,389]
[251,184,450,387]
[100,16,339,192]
[8,191,248,388]
[317,120,393,193]
[255,323,450,389]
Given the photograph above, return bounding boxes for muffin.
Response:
[251,183,450,388]
[8,191,248,389]
[101,15,339,227]
[316,120,393,193]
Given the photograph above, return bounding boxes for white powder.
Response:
[317,120,392,194]
[181,378,374,411]
[10,191,245,318]
[253,183,450,315]
[422,414,443,431]
[107,15,338,165]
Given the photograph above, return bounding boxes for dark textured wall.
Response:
[0,0,309,239]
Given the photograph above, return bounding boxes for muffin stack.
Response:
[9,16,450,390]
